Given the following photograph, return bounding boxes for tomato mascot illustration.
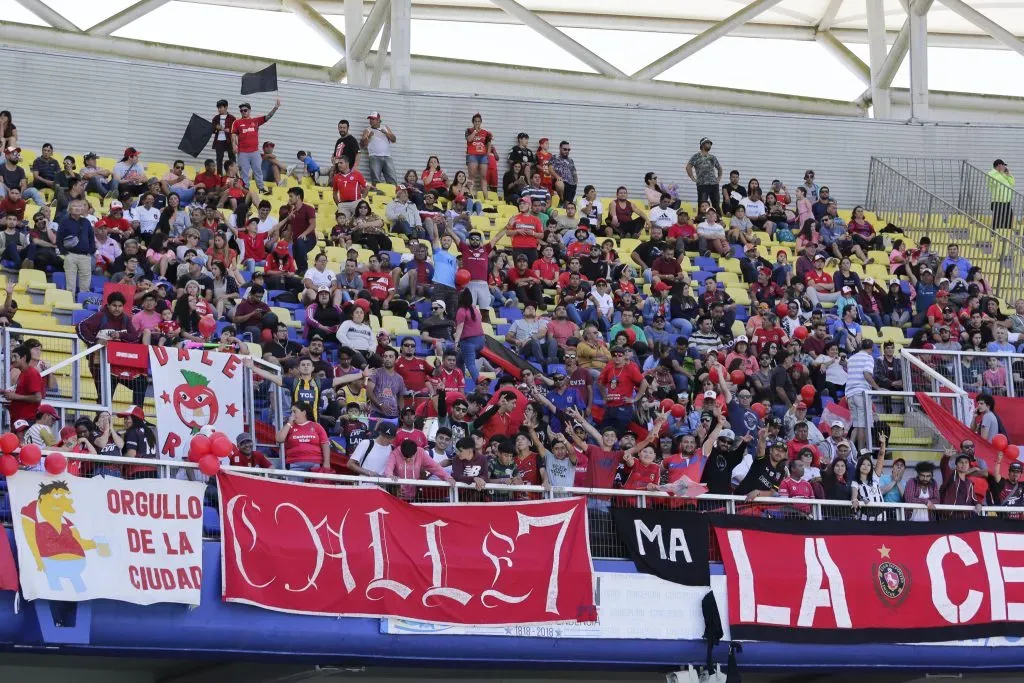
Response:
[173,370,219,434]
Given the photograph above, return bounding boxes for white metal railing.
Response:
[903,347,1024,399]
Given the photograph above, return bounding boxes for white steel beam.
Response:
[876,16,910,89]
[489,0,626,78]
[908,0,932,120]
[370,4,391,88]
[88,0,170,36]
[936,0,1024,58]
[282,0,347,57]
[818,0,845,31]
[866,0,892,118]
[349,0,391,61]
[631,0,788,81]
[390,0,410,90]
[815,30,870,85]
[11,0,79,32]
[344,0,367,85]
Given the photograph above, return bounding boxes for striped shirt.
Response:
[845,350,874,396]
[689,330,722,355]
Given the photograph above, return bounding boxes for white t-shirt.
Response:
[589,291,614,316]
[257,215,277,234]
[350,438,392,475]
[649,206,675,228]
[337,320,374,351]
[303,267,335,289]
[739,197,766,218]
[366,127,392,157]
[697,221,725,239]
[129,206,161,234]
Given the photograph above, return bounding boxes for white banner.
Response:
[381,572,729,640]
[8,471,206,605]
[150,347,245,462]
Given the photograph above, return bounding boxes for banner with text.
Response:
[611,508,711,586]
[219,472,595,625]
[713,516,1024,643]
[8,471,206,605]
[150,347,245,462]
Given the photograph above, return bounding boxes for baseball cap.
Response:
[831,420,846,428]
[377,330,391,339]
[59,426,77,442]
[316,285,331,293]
[734,335,748,344]
[700,136,713,146]
[37,404,58,419]
[367,111,381,119]
[703,390,716,399]
[249,283,266,295]
[13,419,29,432]
[376,422,397,437]
[841,286,853,294]
[216,99,229,107]
[719,429,735,440]
[109,200,124,210]
[1010,462,1023,472]
[123,146,140,157]
[889,278,900,286]
[263,141,275,149]
[814,253,826,261]
[4,146,21,155]
[310,332,325,342]
[795,401,807,410]
[236,432,254,446]
[117,406,147,421]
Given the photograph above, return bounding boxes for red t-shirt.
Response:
[804,270,833,291]
[598,362,644,407]
[572,448,589,487]
[239,232,268,262]
[194,171,222,189]
[465,128,492,155]
[532,258,560,282]
[787,440,821,467]
[624,460,661,490]
[752,326,787,353]
[395,428,428,449]
[285,420,328,464]
[505,266,539,288]
[508,213,543,249]
[10,365,44,423]
[394,356,433,392]
[227,446,273,469]
[0,197,26,220]
[288,203,317,239]
[20,501,84,558]
[566,241,591,259]
[94,215,132,235]
[584,445,622,490]
[333,171,367,202]
[364,271,392,300]
[667,223,697,240]
[231,116,266,154]
[459,243,491,281]
[436,367,465,392]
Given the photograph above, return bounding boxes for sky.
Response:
[3,0,1024,102]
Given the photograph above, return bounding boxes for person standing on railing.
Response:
[987,159,1015,231]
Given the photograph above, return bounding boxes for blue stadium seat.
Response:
[203,506,220,535]
[90,275,107,293]
[500,307,522,322]
[693,256,722,273]
[71,309,92,325]
[52,272,66,290]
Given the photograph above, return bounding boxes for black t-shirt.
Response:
[176,273,216,297]
[581,257,611,283]
[32,157,60,185]
[770,365,796,403]
[632,239,667,268]
[711,316,732,341]
[721,183,746,215]
[420,314,455,341]
[0,164,26,191]
[701,443,747,495]
[123,426,156,458]
[262,339,304,359]
[508,146,536,166]
[735,455,786,495]
[334,135,360,167]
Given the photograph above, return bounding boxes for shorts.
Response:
[836,239,854,256]
[847,391,872,428]
[467,279,492,310]
[261,160,276,181]
[466,154,489,166]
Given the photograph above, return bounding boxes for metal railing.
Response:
[2,453,1019,562]
[866,157,1024,302]
[903,348,1024,399]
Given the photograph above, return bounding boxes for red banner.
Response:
[714,516,1024,643]
[917,392,1005,475]
[218,472,595,625]
[0,530,17,592]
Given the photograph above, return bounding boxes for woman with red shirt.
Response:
[218,159,256,210]
[264,240,302,291]
[277,402,329,471]
[420,156,448,194]
[464,113,492,195]
[536,138,552,167]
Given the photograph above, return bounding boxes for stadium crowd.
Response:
[1,102,1023,515]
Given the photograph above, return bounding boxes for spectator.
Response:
[277,401,330,471]
[231,99,281,196]
[361,112,398,184]
[210,99,236,174]
[972,393,1002,442]
[464,113,492,195]
[988,159,1015,230]
[0,111,16,149]
[333,119,361,169]
[232,284,272,338]
[385,186,423,239]
[505,303,557,367]
[57,198,95,298]
[903,461,938,521]
[3,343,44,425]
[685,137,723,215]
[229,432,273,469]
[332,155,368,218]
[605,186,649,238]
[550,140,578,205]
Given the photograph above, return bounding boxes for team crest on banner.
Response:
[150,347,245,461]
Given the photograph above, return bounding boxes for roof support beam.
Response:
[488,0,626,78]
[369,3,391,88]
[866,0,892,118]
[817,0,845,32]
[343,0,367,84]
[876,16,911,89]
[936,0,1024,58]
[631,0,788,81]
[815,30,870,86]
[908,0,932,120]
[11,0,79,32]
[282,0,347,58]
[349,0,391,61]
[389,0,410,89]
[88,0,170,36]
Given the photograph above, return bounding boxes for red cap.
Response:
[117,406,146,421]
[123,146,140,158]
[59,426,77,442]
[37,404,58,419]
[274,241,290,255]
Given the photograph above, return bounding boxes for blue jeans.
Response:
[86,176,118,197]
[43,557,87,593]
[522,337,558,365]
[670,318,694,337]
[293,233,317,273]
[601,404,634,433]
[491,287,517,306]
[459,334,485,383]
[567,304,609,335]
[368,156,398,185]
[392,217,426,240]
[238,151,264,190]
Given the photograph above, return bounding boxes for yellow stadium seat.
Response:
[725,287,751,306]
[716,271,740,285]
[381,317,412,336]
[13,269,48,294]
[470,215,492,231]
[721,258,742,274]
[44,288,81,312]
[270,307,301,329]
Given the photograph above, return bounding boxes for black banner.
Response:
[611,508,711,586]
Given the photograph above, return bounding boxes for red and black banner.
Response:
[713,515,1024,643]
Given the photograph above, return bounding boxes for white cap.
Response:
[432,300,446,313]
[831,420,846,428]
[703,390,716,399]
[735,335,748,343]
[719,429,736,440]
[109,200,123,210]
[367,111,381,119]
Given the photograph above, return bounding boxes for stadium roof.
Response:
[2,0,1024,118]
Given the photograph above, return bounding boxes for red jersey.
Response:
[194,171,222,189]
[465,128,491,155]
[598,361,644,407]
[804,269,833,291]
[624,460,661,490]
[787,439,821,467]
[364,271,392,300]
[516,452,542,486]
[9,365,44,423]
[583,445,622,490]
[508,213,543,249]
[662,453,705,484]
[239,231,268,262]
[436,367,465,392]
[557,271,589,289]
[752,326,787,353]
[231,115,266,154]
[459,243,491,281]
[667,222,697,240]
[284,420,328,465]
[779,477,814,513]
[566,241,591,259]
[94,215,132,235]
[395,428,428,449]
[532,258,560,282]
[394,356,433,392]
[332,170,367,202]
[505,266,539,288]
[227,445,273,469]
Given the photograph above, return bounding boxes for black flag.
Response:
[610,507,711,586]
[177,114,215,158]
[241,63,278,95]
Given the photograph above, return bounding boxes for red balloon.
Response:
[44,453,67,475]
[0,454,18,477]
[198,455,221,477]
[261,328,274,343]
[1005,444,1020,459]
[0,432,18,454]
[800,385,817,403]
[708,368,720,383]
[730,369,746,386]
[198,314,217,339]
[776,303,789,317]
[189,434,211,461]
[455,269,472,287]
[659,398,675,412]
[993,434,1009,452]
[18,443,42,467]
[670,403,687,418]
[793,326,809,340]
[211,436,233,458]
[752,403,768,419]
